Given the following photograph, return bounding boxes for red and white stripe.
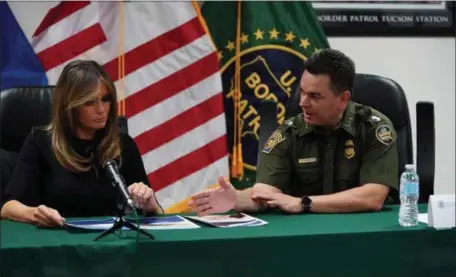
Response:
[29,1,228,211]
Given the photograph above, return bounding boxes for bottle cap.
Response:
[405,164,415,170]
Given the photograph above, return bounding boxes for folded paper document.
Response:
[185,213,268,227]
[64,215,200,231]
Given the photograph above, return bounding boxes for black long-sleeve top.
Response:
[1,128,153,217]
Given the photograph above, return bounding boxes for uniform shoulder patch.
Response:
[262,130,286,154]
[375,125,395,145]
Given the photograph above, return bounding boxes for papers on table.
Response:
[64,215,200,231]
[418,213,428,224]
[63,213,268,231]
[185,213,268,228]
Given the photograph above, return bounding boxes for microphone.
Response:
[103,160,136,211]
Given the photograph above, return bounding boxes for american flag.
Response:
[27,1,228,212]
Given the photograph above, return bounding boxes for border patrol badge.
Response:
[262,130,285,154]
[376,125,394,145]
[344,139,355,159]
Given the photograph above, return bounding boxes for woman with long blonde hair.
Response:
[1,60,163,227]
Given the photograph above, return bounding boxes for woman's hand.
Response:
[30,205,65,227]
[128,182,163,214]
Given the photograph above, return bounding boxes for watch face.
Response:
[302,196,311,206]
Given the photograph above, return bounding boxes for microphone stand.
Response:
[94,170,154,241]
[94,198,155,241]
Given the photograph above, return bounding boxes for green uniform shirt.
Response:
[256,101,398,197]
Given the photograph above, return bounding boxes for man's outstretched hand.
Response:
[188,176,237,216]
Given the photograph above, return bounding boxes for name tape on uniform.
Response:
[298,157,317,164]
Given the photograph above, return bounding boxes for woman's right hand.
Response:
[30,205,65,227]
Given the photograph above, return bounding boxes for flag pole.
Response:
[235,0,244,178]
[118,1,126,116]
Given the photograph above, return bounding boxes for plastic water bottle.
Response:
[398,164,420,227]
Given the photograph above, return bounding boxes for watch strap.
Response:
[301,196,312,213]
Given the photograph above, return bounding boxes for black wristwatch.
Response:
[300,196,312,213]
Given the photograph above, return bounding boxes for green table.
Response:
[1,205,455,277]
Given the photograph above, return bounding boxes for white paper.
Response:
[185,213,268,228]
[64,215,201,230]
[418,213,428,224]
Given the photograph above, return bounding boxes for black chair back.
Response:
[351,74,414,174]
[0,86,53,198]
[0,86,131,199]
[0,86,54,153]
[0,86,130,154]
[416,101,435,203]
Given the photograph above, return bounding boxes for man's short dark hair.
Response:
[303,49,355,95]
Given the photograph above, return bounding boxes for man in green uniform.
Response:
[189,49,398,215]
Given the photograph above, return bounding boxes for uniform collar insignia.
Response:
[340,101,357,137]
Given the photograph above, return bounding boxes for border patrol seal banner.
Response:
[376,125,395,145]
[202,1,329,180]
